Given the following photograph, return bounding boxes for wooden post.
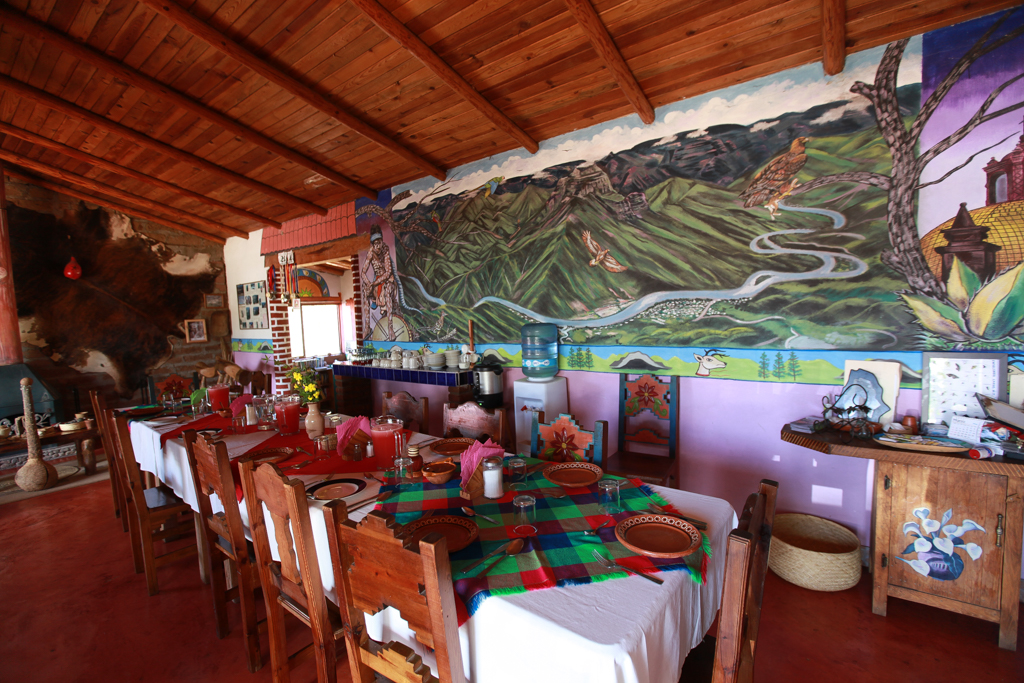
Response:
[0,165,22,365]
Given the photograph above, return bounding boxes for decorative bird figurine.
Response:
[739,137,809,220]
[582,231,628,272]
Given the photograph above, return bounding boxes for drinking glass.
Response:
[253,396,275,430]
[393,456,414,491]
[508,457,527,490]
[513,494,537,536]
[598,479,622,515]
[274,395,302,435]
[208,383,230,412]
[230,415,246,435]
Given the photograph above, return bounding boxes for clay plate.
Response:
[873,434,971,453]
[615,514,701,559]
[543,461,603,488]
[126,406,163,417]
[429,438,476,457]
[307,478,367,500]
[402,515,479,552]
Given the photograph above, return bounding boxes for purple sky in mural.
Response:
[917,8,1024,234]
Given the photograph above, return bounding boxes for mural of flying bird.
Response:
[739,137,809,220]
[582,231,628,272]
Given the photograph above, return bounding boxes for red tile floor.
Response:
[2,480,1022,682]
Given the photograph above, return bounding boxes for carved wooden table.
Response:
[782,426,1023,650]
[0,427,99,474]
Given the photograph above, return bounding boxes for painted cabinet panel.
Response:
[887,465,1005,610]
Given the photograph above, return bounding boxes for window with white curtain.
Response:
[288,301,342,358]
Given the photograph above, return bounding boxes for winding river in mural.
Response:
[407,201,866,330]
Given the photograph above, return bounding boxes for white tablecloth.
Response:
[130,418,737,683]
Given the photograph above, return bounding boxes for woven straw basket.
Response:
[768,514,862,592]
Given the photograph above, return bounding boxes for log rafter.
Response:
[562,0,655,125]
[0,74,326,217]
[0,145,247,239]
[137,0,447,181]
[821,0,847,76]
[0,120,281,229]
[0,5,377,202]
[3,168,226,245]
[349,0,540,153]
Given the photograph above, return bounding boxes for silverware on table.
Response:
[459,542,511,575]
[584,519,612,536]
[347,490,391,513]
[591,550,664,585]
[461,506,498,524]
[477,538,524,577]
[283,459,313,471]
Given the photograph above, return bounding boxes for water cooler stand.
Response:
[513,376,569,455]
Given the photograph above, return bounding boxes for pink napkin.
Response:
[459,439,504,487]
[336,416,371,455]
[230,394,253,417]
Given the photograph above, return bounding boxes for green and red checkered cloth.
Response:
[374,457,711,625]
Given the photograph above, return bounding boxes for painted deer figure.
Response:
[694,349,727,377]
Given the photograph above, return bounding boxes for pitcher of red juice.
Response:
[370,415,404,469]
[208,383,230,412]
[274,395,302,435]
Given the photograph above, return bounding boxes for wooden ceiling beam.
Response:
[137,0,447,182]
[821,0,847,75]
[3,168,225,245]
[349,0,540,154]
[562,0,655,125]
[0,6,377,202]
[263,233,371,268]
[0,73,326,217]
[0,120,281,229]
[0,145,247,239]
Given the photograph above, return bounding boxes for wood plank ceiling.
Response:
[0,0,1020,243]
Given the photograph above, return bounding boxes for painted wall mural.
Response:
[11,203,220,395]
[357,11,1024,369]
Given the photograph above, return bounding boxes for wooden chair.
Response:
[323,505,466,683]
[383,390,429,433]
[239,459,346,683]
[710,478,778,683]
[605,374,678,486]
[442,401,508,449]
[110,412,198,595]
[183,430,264,673]
[530,413,607,466]
[88,389,128,533]
[251,370,268,396]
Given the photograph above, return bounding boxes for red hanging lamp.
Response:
[63,235,81,280]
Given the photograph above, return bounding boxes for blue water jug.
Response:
[521,323,559,381]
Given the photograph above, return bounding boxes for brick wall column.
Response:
[351,254,364,341]
[269,268,292,394]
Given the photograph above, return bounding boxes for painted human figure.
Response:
[363,226,401,340]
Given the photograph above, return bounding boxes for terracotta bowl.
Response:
[422,462,457,485]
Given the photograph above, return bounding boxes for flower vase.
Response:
[305,402,324,439]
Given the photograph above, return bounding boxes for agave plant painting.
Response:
[902,257,1024,346]
[898,507,986,581]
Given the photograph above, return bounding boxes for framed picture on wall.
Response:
[204,293,224,308]
[184,318,208,344]
[921,352,1008,425]
[237,281,269,329]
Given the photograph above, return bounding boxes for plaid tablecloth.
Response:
[375,457,710,624]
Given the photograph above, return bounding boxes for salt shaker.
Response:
[482,456,504,499]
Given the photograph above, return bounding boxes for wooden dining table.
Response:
[128,410,737,683]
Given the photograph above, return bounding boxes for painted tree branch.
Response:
[790,171,891,195]
[917,71,1024,169]
[911,10,1024,144]
[916,133,1016,190]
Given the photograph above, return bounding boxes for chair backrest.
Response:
[238,460,334,646]
[323,505,466,683]
[442,401,507,448]
[712,479,779,683]
[89,389,117,464]
[383,391,429,433]
[111,412,148,500]
[250,370,268,396]
[617,374,677,458]
[183,430,248,561]
[530,413,607,466]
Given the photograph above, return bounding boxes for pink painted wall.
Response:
[232,350,275,390]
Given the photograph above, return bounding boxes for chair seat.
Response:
[143,485,189,511]
[606,450,675,485]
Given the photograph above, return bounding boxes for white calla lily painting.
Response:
[898,508,986,581]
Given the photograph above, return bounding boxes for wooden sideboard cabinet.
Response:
[782,426,1023,650]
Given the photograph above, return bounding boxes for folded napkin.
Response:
[336,416,371,456]
[459,439,504,487]
[230,394,253,417]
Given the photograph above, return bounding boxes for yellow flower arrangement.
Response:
[288,367,322,404]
